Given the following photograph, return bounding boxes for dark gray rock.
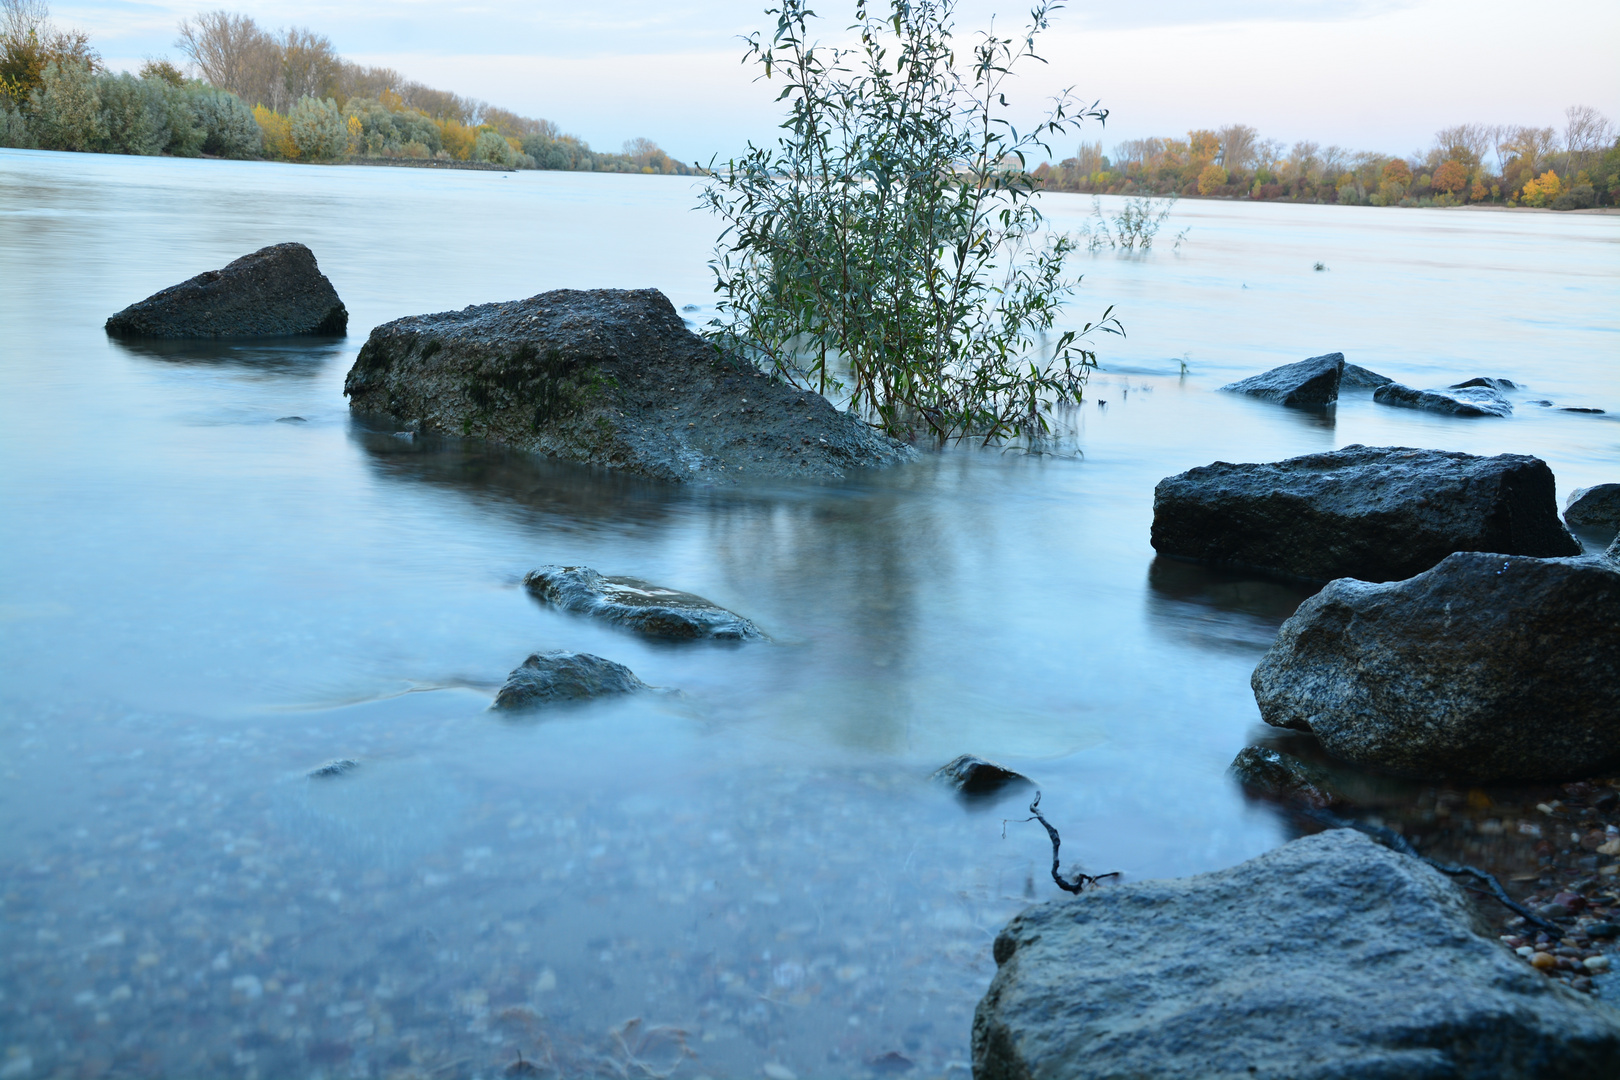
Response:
[1451,377,1518,391]
[932,755,1032,797]
[308,758,359,778]
[491,650,648,711]
[1341,363,1393,388]
[1566,485,1620,533]
[105,243,347,339]
[1219,352,1343,407]
[343,288,913,485]
[1560,407,1607,414]
[1375,381,1512,417]
[1151,444,1580,582]
[1228,746,1341,807]
[524,565,763,641]
[972,828,1620,1080]
[1252,551,1620,781]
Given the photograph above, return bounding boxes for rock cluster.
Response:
[105,243,348,339]
[1375,380,1513,417]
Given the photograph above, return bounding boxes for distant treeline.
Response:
[1037,113,1620,211]
[0,2,701,175]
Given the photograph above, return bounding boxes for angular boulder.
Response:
[105,243,347,338]
[491,650,648,711]
[973,829,1620,1079]
[1219,352,1343,407]
[1252,551,1620,781]
[524,565,763,641]
[1151,444,1580,582]
[1375,380,1512,417]
[1340,362,1393,388]
[1566,484,1620,534]
[343,288,913,484]
[932,755,1032,797]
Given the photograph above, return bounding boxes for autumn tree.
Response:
[1432,158,1467,193]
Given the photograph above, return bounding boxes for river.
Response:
[1,148,1617,1079]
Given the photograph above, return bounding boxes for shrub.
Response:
[28,58,100,151]
[190,86,260,157]
[472,128,516,166]
[287,95,345,161]
[1550,183,1595,211]
[0,99,32,146]
[253,104,295,158]
[1520,169,1562,208]
[95,71,165,155]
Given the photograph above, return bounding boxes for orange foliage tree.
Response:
[1432,159,1467,193]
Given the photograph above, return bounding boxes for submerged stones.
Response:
[342,287,913,485]
[1251,551,1620,782]
[307,759,359,778]
[105,243,348,339]
[932,755,1032,798]
[1566,484,1620,536]
[1228,746,1341,808]
[972,829,1620,1079]
[524,565,763,641]
[1151,444,1580,582]
[1218,352,1344,407]
[1374,380,1513,417]
[492,650,648,711]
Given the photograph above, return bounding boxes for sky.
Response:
[56,0,1620,164]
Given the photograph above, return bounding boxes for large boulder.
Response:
[105,243,347,338]
[1566,484,1620,534]
[972,829,1620,1080]
[1375,380,1512,417]
[524,565,763,641]
[1151,444,1580,582]
[491,650,648,711]
[1219,352,1343,407]
[1252,551,1620,781]
[343,288,913,484]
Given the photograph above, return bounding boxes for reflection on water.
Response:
[110,335,349,375]
[2,149,1618,1079]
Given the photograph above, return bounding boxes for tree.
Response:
[1216,124,1257,171]
[287,94,344,159]
[1563,105,1613,174]
[1381,158,1411,186]
[28,56,98,149]
[1197,162,1227,194]
[1432,158,1467,194]
[175,11,271,103]
[703,0,1118,441]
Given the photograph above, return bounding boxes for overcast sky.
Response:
[57,0,1620,164]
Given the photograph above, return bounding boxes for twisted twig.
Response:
[1018,790,1120,894]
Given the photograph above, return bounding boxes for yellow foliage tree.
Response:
[346,113,362,153]
[1520,169,1561,207]
[1197,162,1227,195]
[437,117,475,160]
[253,105,297,159]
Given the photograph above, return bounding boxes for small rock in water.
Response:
[524,565,763,641]
[308,759,359,778]
[1450,377,1518,391]
[492,650,649,711]
[1374,381,1512,417]
[933,755,1032,798]
[1219,352,1344,408]
[1228,746,1340,808]
[1566,484,1620,534]
[275,415,307,423]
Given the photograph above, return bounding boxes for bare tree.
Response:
[176,10,271,101]
[1499,125,1557,173]
[1563,105,1613,173]
[278,26,337,104]
[1288,140,1321,182]
[1069,139,1103,174]
[2,0,49,42]
[1216,124,1258,171]
[1320,145,1348,179]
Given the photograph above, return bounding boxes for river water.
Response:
[1,149,1617,1079]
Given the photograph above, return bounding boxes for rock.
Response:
[1451,377,1518,390]
[1151,444,1580,582]
[1560,407,1606,414]
[933,755,1032,797]
[1228,746,1340,808]
[1374,380,1512,417]
[524,565,763,641]
[1218,352,1343,407]
[343,288,913,484]
[105,243,347,339]
[308,759,359,778]
[1340,363,1393,388]
[491,650,648,711]
[275,416,307,423]
[1251,551,1620,781]
[972,829,1620,1080]
[1566,484,1620,533]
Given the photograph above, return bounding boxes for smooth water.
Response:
[1,149,1617,1080]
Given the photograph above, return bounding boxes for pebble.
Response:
[1586,956,1612,973]
[1531,952,1557,970]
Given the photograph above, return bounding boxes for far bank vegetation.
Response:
[1040,113,1620,211]
[0,1,698,174]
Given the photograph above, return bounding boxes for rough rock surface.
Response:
[524,565,763,641]
[1566,484,1620,533]
[1452,377,1518,391]
[491,650,647,710]
[1228,746,1341,808]
[343,288,913,484]
[1219,352,1343,407]
[1375,380,1512,417]
[933,755,1031,797]
[105,243,347,338]
[1341,363,1393,388]
[972,829,1620,1080]
[1151,444,1580,582]
[1252,551,1620,781]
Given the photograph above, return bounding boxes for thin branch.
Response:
[1012,790,1119,895]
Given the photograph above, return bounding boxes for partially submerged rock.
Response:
[1451,376,1518,391]
[1566,484,1620,534]
[1228,746,1341,808]
[343,288,913,484]
[932,755,1032,797]
[972,829,1620,1079]
[1340,362,1392,388]
[491,650,648,711]
[524,565,763,641]
[1252,551,1620,781]
[1151,444,1580,582]
[308,758,359,778]
[1218,352,1343,407]
[105,243,347,338]
[1375,380,1512,417]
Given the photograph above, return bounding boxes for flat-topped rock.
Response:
[491,650,648,710]
[524,565,763,641]
[105,243,347,338]
[1219,352,1343,407]
[1151,444,1579,582]
[343,288,913,484]
[973,829,1620,1079]
[1253,551,1620,781]
[1375,380,1512,417]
